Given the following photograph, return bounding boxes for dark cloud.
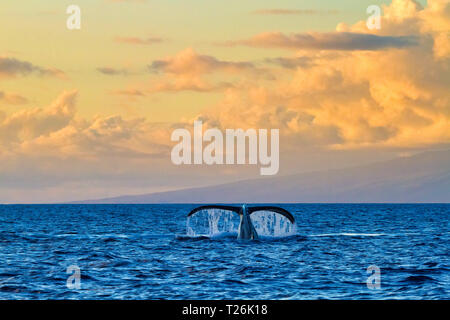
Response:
[229,32,419,51]
[0,57,64,78]
[264,56,314,69]
[97,67,129,76]
[111,89,146,96]
[114,36,163,45]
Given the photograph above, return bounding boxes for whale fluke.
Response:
[246,206,295,224]
[187,205,241,217]
[187,204,295,240]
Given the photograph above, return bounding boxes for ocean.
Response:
[0,204,448,299]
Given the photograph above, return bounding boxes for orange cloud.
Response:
[197,0,450,149]
[144,48,261,93]
[0,90,170,160]
[1,0,448,161]
[0,91,28,105]
[148,48,255,75]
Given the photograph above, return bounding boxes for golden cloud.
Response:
[197,0,450,149]
[0,91,28,105]
[1,0,448,163]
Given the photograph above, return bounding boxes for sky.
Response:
[0,0,449,203]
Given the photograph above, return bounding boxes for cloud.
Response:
[264,56,315,69]
[0,91,28,105]
[196,0,450,150]
[149,79,233,93]
[0,90,170,160]
[141,48,261,93]
[97,67,130,76]
[252,9,339,15]
[114,36,163,45]
[111,49,270,96]
[148,48,255,75]
[3,0,447,154]
[111,88,146,96]
[0,57,65,78]
[105,49,246,96]
[0,90,77,145]
[0,0,449,203]
[0,57,37,76]
[419,0,450,58]
[228,31,418,51]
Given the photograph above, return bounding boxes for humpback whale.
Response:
[187,204,295,240]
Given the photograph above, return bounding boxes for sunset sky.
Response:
[0,0,449,203]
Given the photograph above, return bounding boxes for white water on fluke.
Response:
[186,209,296,238]
[250,211,296,237]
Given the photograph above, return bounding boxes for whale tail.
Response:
[187,205,295,224]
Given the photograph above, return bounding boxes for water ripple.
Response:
[0,203,448,299]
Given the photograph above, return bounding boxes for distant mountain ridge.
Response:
[72,150,450,203]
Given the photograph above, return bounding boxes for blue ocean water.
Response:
[0,204,448,300]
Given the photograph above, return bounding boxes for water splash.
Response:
[186,209,240,237]
[186,209,296,238]
[250,211,296,237]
